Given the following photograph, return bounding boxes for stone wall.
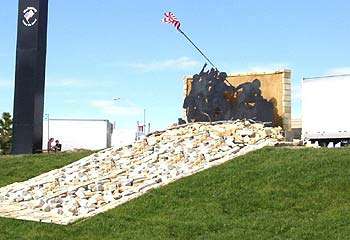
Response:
[184,69,292,130]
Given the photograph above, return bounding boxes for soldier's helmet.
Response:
[193,74,200,81]
[252,79,261,88]
[218,72,227,81]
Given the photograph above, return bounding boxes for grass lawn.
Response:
[0,147,350,239]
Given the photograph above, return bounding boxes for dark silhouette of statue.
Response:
[183,64,273,123]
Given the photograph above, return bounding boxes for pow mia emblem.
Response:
[22,7,38,27]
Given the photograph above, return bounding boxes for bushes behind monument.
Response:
[0,112,12,155]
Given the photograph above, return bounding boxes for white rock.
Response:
[147,137,158,146]
[42,203,51,212]
[75,188,86,199]
[103,192,115,203]
[52,208,64,215]
[87,203,97,209]
[236,129,254,137]
[78,198,88,208]
[78,207,89,215]
[67,204,78,214]
[14,196,24,202]
[33,199,45,208]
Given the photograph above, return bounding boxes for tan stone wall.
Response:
[183,69,292,129]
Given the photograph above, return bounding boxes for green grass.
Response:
[1,147,350,239]
[0,150,94,188]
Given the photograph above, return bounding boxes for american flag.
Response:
[162,12,181,30]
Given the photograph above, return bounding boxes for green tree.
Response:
[0,112,13,155]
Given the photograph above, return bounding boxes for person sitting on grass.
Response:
[53,140,62,152]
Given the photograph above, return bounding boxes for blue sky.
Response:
[1,1,349,130]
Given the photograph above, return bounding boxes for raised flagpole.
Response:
[162,12,218,70]
[162,12,237,88]
[177,28,217,69]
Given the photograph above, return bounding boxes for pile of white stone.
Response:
[0,120,283,225]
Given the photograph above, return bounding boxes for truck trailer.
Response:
[42,119,113,151]
[302,74,350,146]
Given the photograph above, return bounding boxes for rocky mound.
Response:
[0,120,283,225]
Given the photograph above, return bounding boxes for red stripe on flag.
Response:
[162,12,181,30]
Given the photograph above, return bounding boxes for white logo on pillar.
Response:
[22,7,38,27]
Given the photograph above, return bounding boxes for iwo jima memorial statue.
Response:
[183,64,274,124]
[161,12,285,127]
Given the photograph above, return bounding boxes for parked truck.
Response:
[302,74,350,146]
[42,119,113,151]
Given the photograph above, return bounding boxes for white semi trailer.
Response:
[42,119,113,151]
[302,74,350,146]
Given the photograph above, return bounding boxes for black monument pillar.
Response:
[12,0,48,154]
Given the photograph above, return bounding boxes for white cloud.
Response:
[327,67,350,75]
[230,63,290,74]
[129,57,200,72]
[90,100,142,116]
